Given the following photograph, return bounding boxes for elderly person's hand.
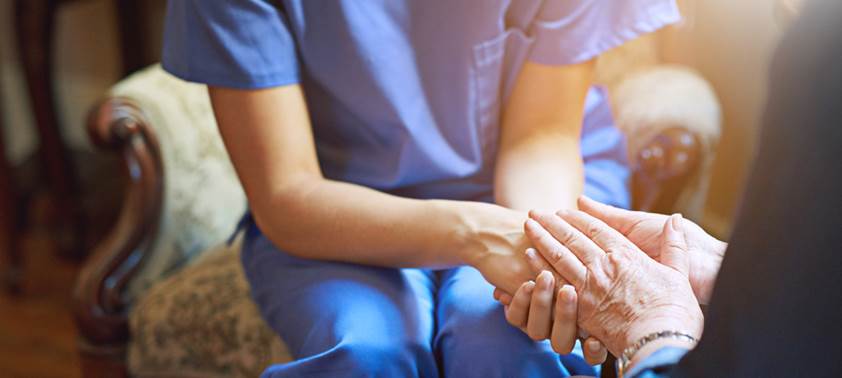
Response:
[492,233,609,365]
[524,209,704,360]
[578,196,726,304]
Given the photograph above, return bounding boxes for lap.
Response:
[240,221,436,358]
[240,221,598,377]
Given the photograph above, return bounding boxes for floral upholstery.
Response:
[128,239,292,377]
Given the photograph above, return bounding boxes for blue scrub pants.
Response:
[241,219,597,378]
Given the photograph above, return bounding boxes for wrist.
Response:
[621,308,703,356]
[623,332,697,376]
[436,200,526,266]
[426,200,492,265]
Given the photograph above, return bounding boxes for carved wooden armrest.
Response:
[73,98,163,349]
[631,127,703,213]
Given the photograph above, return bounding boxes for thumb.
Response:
[660,214,690,277]
[578,195,644,235]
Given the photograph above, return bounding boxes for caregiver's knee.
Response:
[333,339,429,377]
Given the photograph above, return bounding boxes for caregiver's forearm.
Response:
[250,176,525,269]
[494,61,594,211]
[210,85,525,270]
[494,132,583,211]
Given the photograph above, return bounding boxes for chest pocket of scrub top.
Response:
[472,30,534,159]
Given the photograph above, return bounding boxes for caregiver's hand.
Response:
[578,196,726,304]
[462,204,535,294]
[496,271,609,365]
[525,209,704,357]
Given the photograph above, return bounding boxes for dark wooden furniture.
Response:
[71,97,705,377]
[0,98,21,293]
[633,127,703,214]
[73,99,162,378]
[15,0,84,262]
[2,0,154,292]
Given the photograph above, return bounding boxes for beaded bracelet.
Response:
[616,330,698,377]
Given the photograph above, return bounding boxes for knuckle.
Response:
[586,220,603,239]
[603,244,619,254]
[607,251,627,265]
[560,230,578,246]
[547,246,564,264]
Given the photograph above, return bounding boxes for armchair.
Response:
[73,38,721,377]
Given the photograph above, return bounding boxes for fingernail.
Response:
[670,214,683,230]
[525,218,539,229]
[525,248,537,260]
[538,271,553,289]
[588,339,602,353]
[524,281,536,293]
[560,285,576,303]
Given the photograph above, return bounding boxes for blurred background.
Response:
[0,0,798,376]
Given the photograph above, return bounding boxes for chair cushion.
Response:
[128,240,292,377]
[108,65,248,301]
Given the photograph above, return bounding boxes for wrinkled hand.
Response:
[494,271,608,365]
[578,196,726,304]
[524,209,704,356]
[491,233,608,365]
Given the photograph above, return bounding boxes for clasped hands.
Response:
[490,196,726,364]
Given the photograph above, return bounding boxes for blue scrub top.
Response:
[162,0,679,203]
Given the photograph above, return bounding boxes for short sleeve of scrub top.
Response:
[161,0,680,203]
[161,0,300,89]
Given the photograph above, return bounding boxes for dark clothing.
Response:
[635,0,842,376]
